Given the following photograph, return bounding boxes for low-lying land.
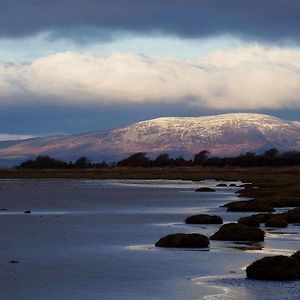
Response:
[1,166,298,215]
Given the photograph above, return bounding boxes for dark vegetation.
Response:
[15,148,300,169]
[17,156,108,169]
[116,149,300,167]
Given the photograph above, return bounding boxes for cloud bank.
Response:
[1,1,300,43]
[1,46,300,110]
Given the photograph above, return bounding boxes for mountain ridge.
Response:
[0,113,299,166]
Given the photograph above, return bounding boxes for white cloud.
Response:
[1,45,300,109]
[0,133,34,141]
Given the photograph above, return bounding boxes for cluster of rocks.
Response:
[237,208,300,228]
[155,182,300,281]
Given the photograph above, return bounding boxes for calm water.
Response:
[0,179,298,300]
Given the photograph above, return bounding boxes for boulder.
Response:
[210,223,265,241]
[185,214,223,224]
[195,187,215,192]
[216,183,227,187]
[155,233,209,248]
[222,200,275,212]
[291,250,300,262]
[238,216,261,227]
[251,213,274,223]
[229,183,237,187]
[282,209,300,223]
[246,255,299,280]
[24,210,31,214]
[238,213,274,227]
[265,216,288,228]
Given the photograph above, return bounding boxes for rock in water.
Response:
[265,216,288,228]
[210,223,265,241]
[185,214,223,224]
[195,187,215,192]
[238,216,261,227]
[155,233,209,248]
[246,255,299,280]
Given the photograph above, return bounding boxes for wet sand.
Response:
[0,179,299,300]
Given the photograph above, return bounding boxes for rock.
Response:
[195,187,215,192]
[24,210,31,214]
[229,183,237,187]
[265,216,288,228]
[291,250,300,262]
[222,200,275,212]
[185,214,223,224]
[289,208,300,214]
[291,250,300,273]
[246,255,299,280]
[0,208,7,211]
[238,216,261,227]
[216,183,227,187]
[9,260,19,264]
[210,223,265,241]
[155,233,210,248]
[282,209,300,223]
[238,213,276,227]
[251,213,274,223]
[269,198,300,208]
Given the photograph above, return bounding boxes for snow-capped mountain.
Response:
[0,113,299,165]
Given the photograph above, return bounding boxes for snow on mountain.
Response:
[0,113,299,165]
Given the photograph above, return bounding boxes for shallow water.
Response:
[0,179,298,300]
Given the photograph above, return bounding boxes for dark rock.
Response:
[185,214,223,224]
[9,260,19,264]
[246,255,299,280]
[289,208,300,214]
[238,216,261,227]
[238,213,275,227]
[0,208,7,211]
[265,216,288,228]
[229,183,237,187]
[222,200,275,212]
[282,209,300,223]
[251,213,274,223]
[269,198,300,208]
[210,223,265,241]
[291,251,300,275]
[195,187,215,192]
[155,233,210,248]
[291,250,300,262]
[24,210,31,214]
[216,183,227,187]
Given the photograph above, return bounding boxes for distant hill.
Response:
[0,113,299,166]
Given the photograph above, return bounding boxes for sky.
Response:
[1,0,300,138]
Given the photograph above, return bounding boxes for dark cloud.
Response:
[0,101,299,136]
[1,0,300,43]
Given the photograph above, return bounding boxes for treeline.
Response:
[116,149,300,167]
[17,156,108,169]
[16,148,300,169]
